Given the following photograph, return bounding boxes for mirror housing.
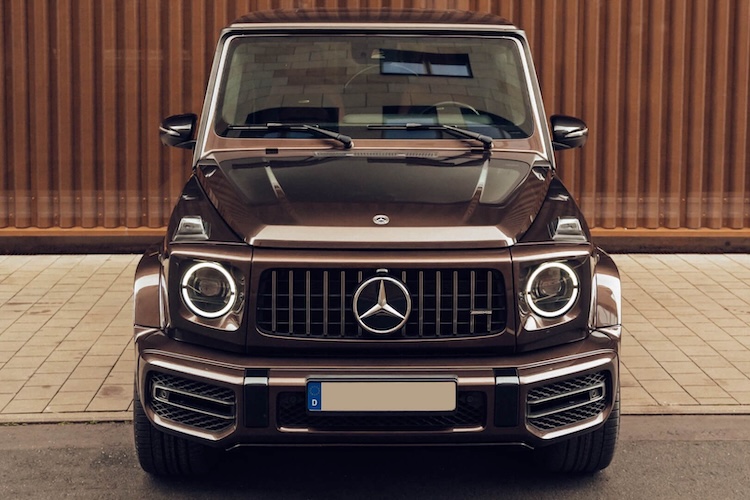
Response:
[159,113,197,149]
[550,115,588,150]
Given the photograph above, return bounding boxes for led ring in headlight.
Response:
[181,262,237,318]
[525,262,579,318]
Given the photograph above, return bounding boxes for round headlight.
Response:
[181,262,237,318]
[524,262,579,318]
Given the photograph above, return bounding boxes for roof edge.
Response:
[232,9,513,28]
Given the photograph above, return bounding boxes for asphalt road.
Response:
[1,416,749,499]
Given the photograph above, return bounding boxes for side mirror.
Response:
[550,115,588,150]
[159,113,197,149]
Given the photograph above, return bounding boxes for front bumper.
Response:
[135,327,620,450]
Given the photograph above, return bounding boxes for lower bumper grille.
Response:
[148,372,236,432]
[526,372,608,431]
[277,391,486,431]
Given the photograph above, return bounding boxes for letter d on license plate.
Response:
[307,380,456,412]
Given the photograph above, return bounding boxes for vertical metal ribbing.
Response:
[452,271,458,335]
[435,270,441,336]
[305,270,311,335]
[418,271,424,337]
[340,271,345,335]
[470,271,476,334]
[288,270,294,333]
[271,271,277,332]
[486,271,492,332]
[323,270,328,337]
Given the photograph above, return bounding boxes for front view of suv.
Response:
[133,9,621,476]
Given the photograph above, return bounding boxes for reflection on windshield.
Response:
[215,36,534,140]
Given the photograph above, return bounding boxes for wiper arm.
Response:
[368,123,493,150]
[228,123,353,149]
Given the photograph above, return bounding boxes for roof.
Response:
[232,9,513,28]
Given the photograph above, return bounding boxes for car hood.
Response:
[198,150,552,249]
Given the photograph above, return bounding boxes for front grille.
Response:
[257,268,506,339]
[277,391,486,431]
[148,372,236,433]
[526,372,608,431]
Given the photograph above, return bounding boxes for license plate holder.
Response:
[306,379,457,413]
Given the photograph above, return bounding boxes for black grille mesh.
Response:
[277,391,486,431]
[257,268,506,339]
[527,372,608,431]
[528,400,607,431]
[148,372,236,432]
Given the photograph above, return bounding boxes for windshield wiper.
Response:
[368,123,493,150]
[227,123,353,149]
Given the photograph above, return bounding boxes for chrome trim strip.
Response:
[144,358,245,386]
[520,357,613,385]
[495,375,520,386]
[151,384,235,420]
[244,376,269,386]
[539,413,607,441]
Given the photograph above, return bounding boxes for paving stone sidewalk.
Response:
[1,253,749,423]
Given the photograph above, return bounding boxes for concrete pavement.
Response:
[1,253,749,423]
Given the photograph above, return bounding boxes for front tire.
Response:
[535,394,620,473]
[133,387,220,476]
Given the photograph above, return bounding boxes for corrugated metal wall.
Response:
[1,0,748,232]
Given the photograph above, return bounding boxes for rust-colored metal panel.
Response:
[0,0,749,238]
[8,0,31,228]
[0,1,7,228]
[730,0,750,229]
[123,0,142,228]
[54,0,75,229]
[665,1,688,229]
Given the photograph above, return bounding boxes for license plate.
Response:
[307,380,456,412]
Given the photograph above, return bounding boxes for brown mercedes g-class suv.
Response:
[134,9,621,476]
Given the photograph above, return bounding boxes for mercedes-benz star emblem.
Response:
[373,214,390,225]
[353,276,412,334]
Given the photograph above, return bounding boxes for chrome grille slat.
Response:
[340,271,345,336]
[288,270,294,332]
[305,270,311,335]
[452,271,458,335]
[271,270,277,331]
[257,268,507,339]
[470,271,476,334]
[486,271,492,332]
[435,270,441,336]
[323,271,329,336]
[418,271,424,337]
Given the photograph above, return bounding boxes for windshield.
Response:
[215,35,534,141]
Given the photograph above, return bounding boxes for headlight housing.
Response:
[180,262,237,318]
[524,261,579,318]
